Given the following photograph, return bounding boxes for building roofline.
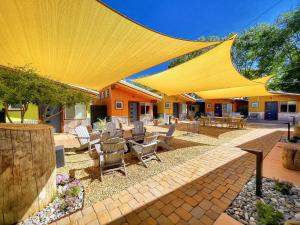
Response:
[270,91,300,96]
[118,80,162,100]
[67,83,99,96]
[181,93,197,102]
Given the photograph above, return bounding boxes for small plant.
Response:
[273,179,293,195]
[94,118,106,130]
[66,186,81,197]
[59,199,69,211]
[256,201,283,225]
[56,174,70,185]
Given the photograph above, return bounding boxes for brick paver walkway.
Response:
[52,129,281,225]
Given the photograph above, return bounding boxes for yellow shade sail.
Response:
[195,76,273,99]
[0,0,219,90]
[135,38,268,95]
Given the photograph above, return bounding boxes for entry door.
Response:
[153,104,158,119]
[129,102,139,124]
[173,103,179,118]
[214,104,222,117]
[265,102,278,120]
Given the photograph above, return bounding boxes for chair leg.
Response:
[123,161,127,177]
[99,165,103,181]
[154,152,161,162]
[139,155,148,168]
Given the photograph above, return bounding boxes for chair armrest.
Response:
[77,136,90,140]
[128,140,143,147]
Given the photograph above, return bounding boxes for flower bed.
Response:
[226,177,300,225]
[19,174,84,225]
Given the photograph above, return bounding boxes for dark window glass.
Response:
[288,104,296,112]
[280,104,288,112]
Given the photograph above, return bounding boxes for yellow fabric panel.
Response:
[195,76,273,99]
[135,38,268,95]
[0,0,219,90]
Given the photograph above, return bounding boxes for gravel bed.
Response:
[226,177,300,225]
[19,175,84,225]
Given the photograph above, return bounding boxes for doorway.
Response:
[129,102,139,124]
[91,105,107,124]
[265,102,278,120]
[214,104,222,117]
[153,104,158,119]
[173,103,179,118]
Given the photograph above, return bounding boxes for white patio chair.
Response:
[129,134,160,168]
[74,125,100,151]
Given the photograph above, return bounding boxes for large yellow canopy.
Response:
[135,38,270,95]
[0,0,219,90]
[195,76,273,99]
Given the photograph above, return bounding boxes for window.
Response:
[65,103,87,119]
[8,104,22,111]
[115,101,123,110]
[222,104,232,113]
[206,103,212,108]
[101,91,105,99]
[140,103,151,115]
[105,89,110,98]
[181,103,187,114]
[280,101,296,113]
[251,102,259,108]
[165,102,171,109]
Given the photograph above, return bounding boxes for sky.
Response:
[101,0,299,79]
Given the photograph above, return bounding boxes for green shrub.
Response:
[256,201,283,225]
[59,200,68,211]
[66,186,81,197]
[93,118,106,130]
[274,179,293,195]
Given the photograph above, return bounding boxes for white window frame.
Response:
[140,102,151,115]
[115,100,124,110]
[64,103,87,120]
[165,102,171,109]
[251,102,259,108]
[279,101,297,113]
[181,103,187,114]
[105,89,110,98]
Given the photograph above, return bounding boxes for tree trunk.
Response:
[3,103,13,123]
[282,143,300,171]
[0,124,56,225]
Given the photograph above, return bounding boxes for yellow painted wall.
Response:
[157,94,188,115]
[249,95,300,113]
[0,102,39,122]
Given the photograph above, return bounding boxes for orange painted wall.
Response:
[97,84,158,117]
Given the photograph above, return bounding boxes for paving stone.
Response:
[190,206,205,219]
[168,213,180,224]
[161,204,176,216]
[175,208,192,221]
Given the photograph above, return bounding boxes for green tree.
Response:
[0,66,91,123]
[168,6,300,93]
